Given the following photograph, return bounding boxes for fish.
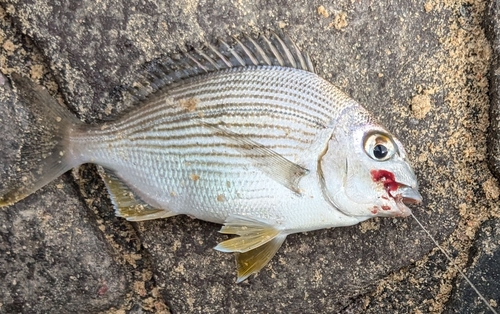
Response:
[0,33,422,283]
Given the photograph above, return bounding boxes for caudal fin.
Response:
[0,74,82,207]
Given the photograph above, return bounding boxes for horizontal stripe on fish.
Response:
[169,82,340,121]
[104,68,345,133]
[92,105,326,140]
[77,117,321,155]
[89,145,298,168]
[88,147,298,160]
[87,126,310,146]
[112,98,330,135]
[167,67,346,112]
[125,116,320,140]
[134,122,317,138]
[169,81,336,117]
[125,132,312,145]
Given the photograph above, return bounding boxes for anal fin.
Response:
[235,235,286,283]
[214,215,287,282]
[98,167,176,221]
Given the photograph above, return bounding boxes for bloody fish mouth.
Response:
[398,186,423,204]
[370,170,423,214]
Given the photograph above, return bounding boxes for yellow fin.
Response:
[214,215,287,282]
[214,215,281,253]
[235,235,286,283]
[98,167,176,221]
[203,123,309,194]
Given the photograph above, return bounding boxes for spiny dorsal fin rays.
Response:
[232,36,259,66]
[208,43,233,68]
[284,34,308,71]
[270,31,297,68]
[261,35,285,66]
[194,47,220,70]
[125,56,184,102]
[220,39,246,67]
[123,32,316,104]
[202,122,309,194]
[305,53,315,73]
[186,53,209,73]
[244,35,272,65]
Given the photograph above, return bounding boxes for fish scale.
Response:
[84,69,322,172]
[1,34,421,282]
[73,75,339,235]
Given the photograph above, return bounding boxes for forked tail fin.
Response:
[0,74,83,207]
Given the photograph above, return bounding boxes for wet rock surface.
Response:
[0,0,498,313]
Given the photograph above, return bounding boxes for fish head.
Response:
[319,123,422,219]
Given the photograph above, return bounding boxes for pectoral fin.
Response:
[204,123,309,194]
[214,215,287,282]
[98,167,176,221]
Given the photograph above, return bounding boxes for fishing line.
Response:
[410,212,498,314]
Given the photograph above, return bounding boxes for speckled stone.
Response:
[0,79,129,312]
[0,0,497,313]
[445,218,500,314]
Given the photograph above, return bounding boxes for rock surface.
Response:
[445,218,500,314]
[0,76,129,312]
[0,0,498,313]
[444,0,500,312]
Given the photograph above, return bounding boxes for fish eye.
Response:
[363,133,396,161]
[373,144,388,159]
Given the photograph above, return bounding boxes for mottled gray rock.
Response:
[0,0,497,313]
[445,218,500,314]
[487,0,500,180]
[448,0,500,313]
[0,77,128,312]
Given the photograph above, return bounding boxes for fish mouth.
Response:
[369,169,422,217]
[389,185,422,217]
[397,185,423,204]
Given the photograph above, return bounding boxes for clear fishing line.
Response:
[411,212,498,314]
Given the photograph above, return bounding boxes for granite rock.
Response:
[0,76,129,312]
[445,218,500,314]
[0,0,498,313]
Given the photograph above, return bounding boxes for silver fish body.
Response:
[72,66,361,229]
[1,34,422,282]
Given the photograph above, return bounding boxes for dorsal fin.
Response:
[123,32,316,104]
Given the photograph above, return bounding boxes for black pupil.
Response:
[373,144,388,159]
